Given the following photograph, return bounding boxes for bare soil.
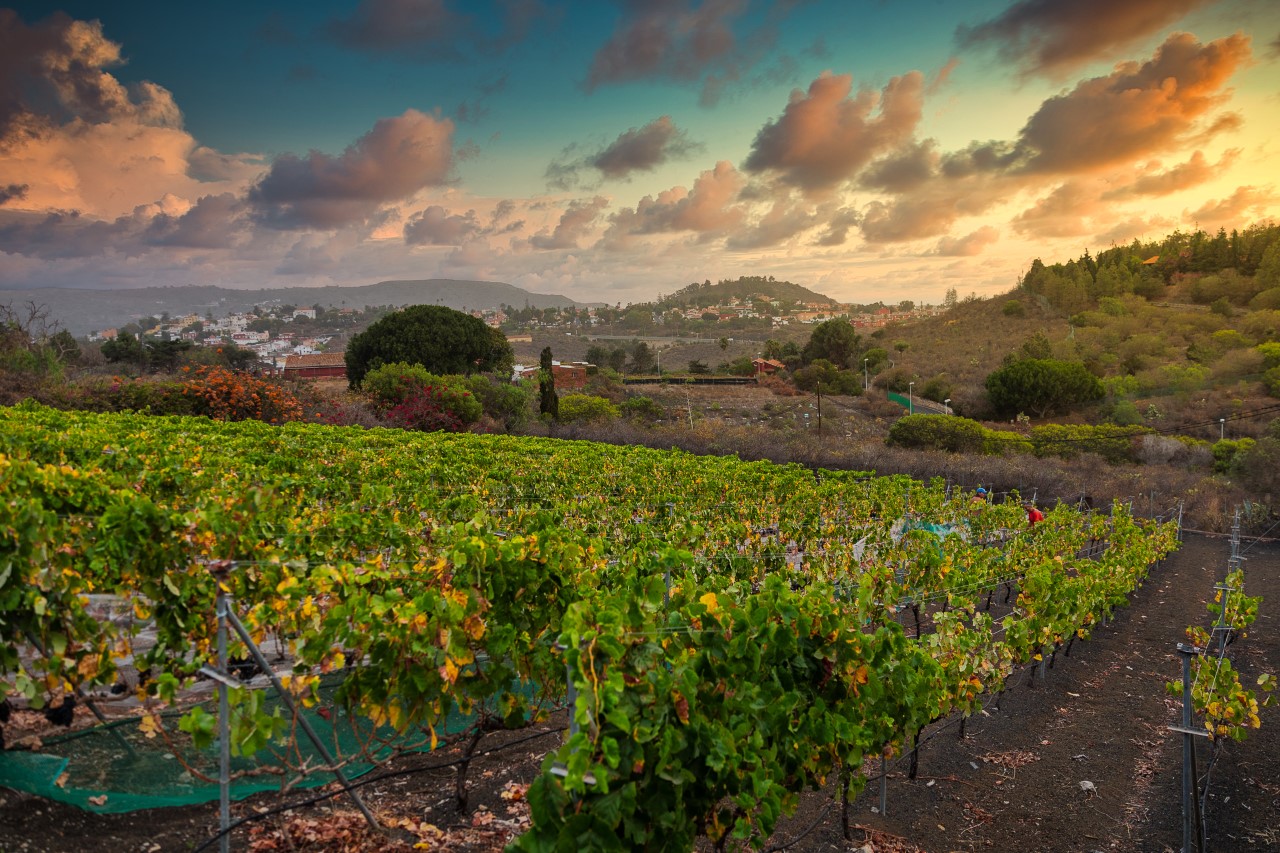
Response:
[2,533,1277,853]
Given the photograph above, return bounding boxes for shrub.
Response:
[1257,342,1280,370]
[1264,367,1280,398]
[620,395,665,423]
[461,374,533,431]
[1001,300,1025,317]
[180,367,303,423]
[362,363,483,422]
[384,385,479,432]
[1137,435,1211,467]
[361,363,481,429]
[886,414,986,453]
[1110,400,1143,426]
[1029,423,1150,464]
[1213,438,1255,475]
[1248,287,1280,311]
[983,429,1033,456]
[919,376,952,403]
[558,394,620,424]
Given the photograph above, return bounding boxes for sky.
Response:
[0,0,1278,306]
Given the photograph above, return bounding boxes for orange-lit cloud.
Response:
[1186,186,1279,228]
[933,226,999,256]
[957,0,1216,80]
[1013,33,1250,175]
[531,195,609,249]
[1012,180,1099,237]
[249,109,456,229]
[1092,215,1176,245]
[1102,150,1238,199]
[744,71,924,192]
[603,160,745,247]
[0,11,260,218]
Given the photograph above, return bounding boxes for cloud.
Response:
[956,0,1215,80]
[814,207,860,246]
[932,226,999,256]
[602,160,745,247]
[592,116,701,178]
[743,71,924,192]
[1186,186,1278,228]
[585,0,745,90]
[860,140,940,192]
[146,193,249,249]
[0,183,27,205]
[248,109,456,229]
[1101,149,1238,199]
[725,196,825,250]
[1012,180,1100,237]
[326,0,547,60]
[547,116,702,189]
[404,205,482,245]
[1270,32,1280,60]
[531,196,609,249]
[0,10,260,218]
[1013,33,1250,175]
[1092,215,1175,245]
[850,33,1251,244]
[276,236,339,275]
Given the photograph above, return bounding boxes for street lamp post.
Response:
[908,381,914,415]
[1220,418,1225,441]
[944,398,951,415]
[864,358,869,391]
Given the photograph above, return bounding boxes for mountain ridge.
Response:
[0,279,590,336]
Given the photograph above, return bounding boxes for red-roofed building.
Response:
[752,358,786,375]
[283,353,347,379]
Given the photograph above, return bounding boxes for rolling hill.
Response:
[1,279,587,336]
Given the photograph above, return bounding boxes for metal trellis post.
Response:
[1172,642,1207,853]
[219,608,381,832]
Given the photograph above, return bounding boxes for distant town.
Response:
[86,292,945,372]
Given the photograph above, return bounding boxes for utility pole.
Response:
[816,382,822,436]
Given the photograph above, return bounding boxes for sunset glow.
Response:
[1,0,1277,304]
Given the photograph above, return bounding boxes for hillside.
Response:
[0,279,585,337]
[873,224,1280,437]
[659,275,837,307]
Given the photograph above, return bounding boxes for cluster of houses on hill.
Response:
[90,308,342,370]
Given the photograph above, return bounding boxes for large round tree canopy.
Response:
[345,305,513,387]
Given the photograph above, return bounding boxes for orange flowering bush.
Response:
[180,366,303,423]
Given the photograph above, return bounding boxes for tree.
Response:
[101,332,149,369]
[585,345,610,369]
[47,329,81,364]
[687,359,710,374]
[985,358,1104,419]
[801,319,860,369]
[792,359,859,395]
[539,346,559,421]
[345,305,510,388]
[145,339,193,372]
[629,341,655,374]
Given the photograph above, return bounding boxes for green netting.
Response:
[0,675,544,814]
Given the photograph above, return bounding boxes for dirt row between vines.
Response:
[1,533,1277,853]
